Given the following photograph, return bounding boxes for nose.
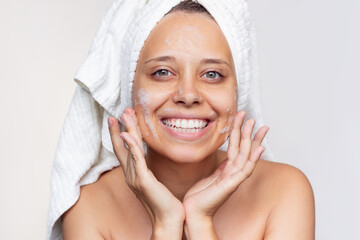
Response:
[172,77,202,107]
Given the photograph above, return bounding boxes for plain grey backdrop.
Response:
[0,0,359,239]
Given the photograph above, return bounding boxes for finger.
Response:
[121,112,144,153]
[125,108,142,137]
[227,146,264,187]
[120,132,148,176]
[240,146,264,176]
[235,118,255,168]
[210,159,228,178]
[250,126,269,153]
[127,108,144,152]
[227,111,246,161]
[108,116,128,167]
[125,108,138,124]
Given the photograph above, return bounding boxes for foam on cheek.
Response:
[226,115,234,137]
[223,89,238,138]
[178,86,183,95]
[219,125,230,134]
[137,88,158,138]
[219,107,235,140]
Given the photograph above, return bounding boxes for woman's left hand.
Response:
[182,111,269,236]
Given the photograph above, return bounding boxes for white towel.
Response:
[47,0,275,239]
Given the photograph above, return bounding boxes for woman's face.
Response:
[132,11,237,163]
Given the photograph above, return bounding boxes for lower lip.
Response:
[160,120,213,141]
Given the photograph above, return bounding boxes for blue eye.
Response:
[202,71,223,80]
[153,69,173,77]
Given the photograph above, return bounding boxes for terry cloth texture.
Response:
[46,0,276,239]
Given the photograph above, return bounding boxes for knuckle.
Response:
[238,152,248,160]
[222,177,235,190]
[244,165,255,177]
[246,169,254,178]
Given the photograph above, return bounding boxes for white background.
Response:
[0,0,359,239]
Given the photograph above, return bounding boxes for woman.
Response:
[57,1,315,239]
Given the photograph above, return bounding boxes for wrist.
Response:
[151,218,184,240]
[184,216,219,240]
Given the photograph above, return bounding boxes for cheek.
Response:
[133,87,173,138]
[201,85,237,139]
[202,85,237,113]
[133,88,155,137]
[136,86,172,110]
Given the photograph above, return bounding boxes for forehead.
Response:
[138,11,233,63]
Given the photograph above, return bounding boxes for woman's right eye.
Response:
[152,69,173,77]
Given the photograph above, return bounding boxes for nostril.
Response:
[173,90,202,106]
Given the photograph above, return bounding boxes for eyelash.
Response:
[152,69,224,81]
[152,69,174,77]
[201,71,223,81]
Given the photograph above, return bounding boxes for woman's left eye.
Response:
[202,71,222,80]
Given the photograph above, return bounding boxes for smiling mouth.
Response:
[161,118,209,133]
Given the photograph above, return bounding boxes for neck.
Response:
[146,148,221,201]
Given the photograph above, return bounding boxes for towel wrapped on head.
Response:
[47,0,275,239]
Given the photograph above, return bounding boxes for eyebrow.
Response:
[144,55,231,67]
[144,56,176,64]
[200,58,231,68]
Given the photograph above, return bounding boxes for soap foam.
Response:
[137,88,158,138]
[219,106,235,137]
[178,86,183,95]
[219,125,230,134]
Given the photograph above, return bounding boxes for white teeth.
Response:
[162,118,209,132]
[175,119,181,128]
[188,120,195,128]
[181,119,188,128]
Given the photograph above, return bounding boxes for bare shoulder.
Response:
[254,159,314,191]
[253,159,315,210]
[61,167,125,239]
[254,159,315,239]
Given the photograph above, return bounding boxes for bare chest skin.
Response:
[78,159,275,240]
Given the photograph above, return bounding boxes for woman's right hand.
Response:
[108,108,185,239]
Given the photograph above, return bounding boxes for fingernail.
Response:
[108,117,113,127]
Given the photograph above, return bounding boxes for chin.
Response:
[156,143,218,163]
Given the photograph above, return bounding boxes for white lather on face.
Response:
[162,118,208,133]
